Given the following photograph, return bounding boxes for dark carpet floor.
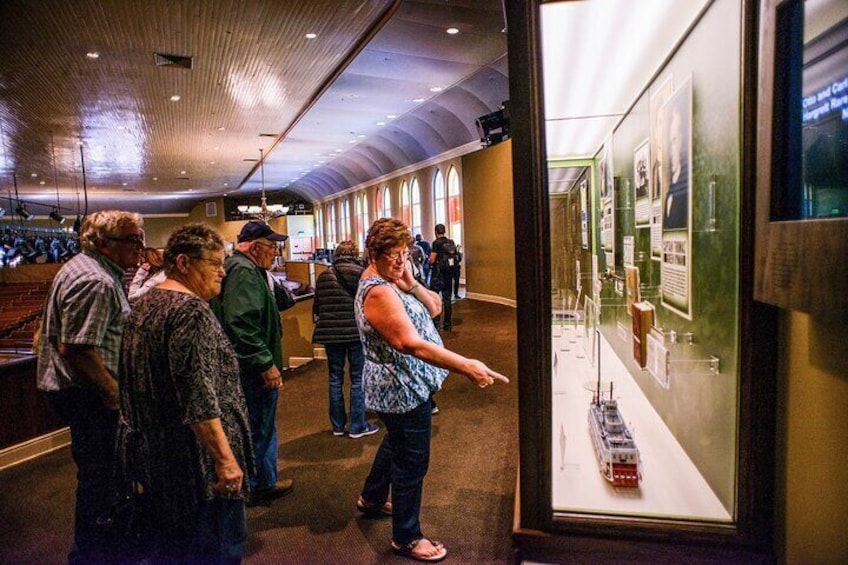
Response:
[0,298,519,564]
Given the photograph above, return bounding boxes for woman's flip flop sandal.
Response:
[356,496,392,517]
[391,538,448,562]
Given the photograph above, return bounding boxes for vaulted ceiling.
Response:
[0,0,508,216]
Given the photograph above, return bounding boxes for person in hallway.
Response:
[355,218,508,562]
[312,240,378,439]
[408,239,426,286]
[428,224,458,331]
[414,234,431,284]
[128,246,165,300]
[35,210,144,564]
[120,223,253,563]
[212,220,293,506]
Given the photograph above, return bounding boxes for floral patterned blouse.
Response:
[355,276,448,414]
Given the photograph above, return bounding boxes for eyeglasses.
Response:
[191,256,225,270]
[383,250,410,262]
[107,234,145,247]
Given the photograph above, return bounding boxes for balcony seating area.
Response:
[0,282,50,353]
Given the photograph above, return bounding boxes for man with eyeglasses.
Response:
[212,221,294,507]
[36,210,144,564]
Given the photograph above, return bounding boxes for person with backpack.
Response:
[429,224,458,332]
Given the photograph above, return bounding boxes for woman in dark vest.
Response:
[312,240,378,438]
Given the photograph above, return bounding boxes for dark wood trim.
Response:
[506,0,552,533]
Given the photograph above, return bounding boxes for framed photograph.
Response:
[661,76,692,232]
[650,75,674,260]
[633,139,651,228]
[205,201,218,217]
[660,75,693,320]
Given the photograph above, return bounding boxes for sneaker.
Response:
[431,405,440,415]
[349,423,379,439]
[332,429,345,437]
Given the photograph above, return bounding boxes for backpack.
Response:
[439,239,458,269]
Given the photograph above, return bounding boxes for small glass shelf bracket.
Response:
[707,175,717,232]
[667,355,722,377]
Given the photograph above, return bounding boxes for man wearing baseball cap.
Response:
[213,221,293,506]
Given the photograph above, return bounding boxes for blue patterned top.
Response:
[355,276,448,414]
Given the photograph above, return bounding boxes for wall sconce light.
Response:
[49,209,66,224]
[16,204,34,220]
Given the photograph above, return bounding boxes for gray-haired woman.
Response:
[119,223,253,563]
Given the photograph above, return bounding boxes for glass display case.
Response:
[507,0,777,561]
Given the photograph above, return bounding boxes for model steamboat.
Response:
[588,381,642,488]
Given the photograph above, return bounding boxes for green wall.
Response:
[591,0,741,512]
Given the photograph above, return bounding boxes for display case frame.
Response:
[507,0,777,561]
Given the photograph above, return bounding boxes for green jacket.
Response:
[211,251,282,375]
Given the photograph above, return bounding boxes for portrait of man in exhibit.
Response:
[662,79,692,231]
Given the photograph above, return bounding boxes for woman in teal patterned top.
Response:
[354,218,508,563]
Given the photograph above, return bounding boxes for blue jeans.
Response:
[361,399,432,546]
[44,388,119,565]
[325,342,367,434]
[240,372,279,491]
[437,269,453,329]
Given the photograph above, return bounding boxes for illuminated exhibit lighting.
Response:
[16,204,34,220]
[49,210,67,224]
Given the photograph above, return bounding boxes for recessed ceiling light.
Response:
[39,180,45,185]
[86,51,99,59]
[357,134,366,138]
[429,86,443,93]
[349,140,356,144]
[30,173,37,177]
[153,177,159,181]
[446,27,459,35]
[209,161,215,165]
[217,126,225,131]
[305,33,317,39]
[170,95,181,102]
[180,170,187,175]
[122,182,128,186]
[376,121,386,126]
[413,98,425,103]
[224,183,229,187]
[387,114,396,119]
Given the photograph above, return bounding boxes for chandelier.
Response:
[237,149,289,220]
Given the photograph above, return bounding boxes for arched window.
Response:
[433,168,446,227]
[341,198,350,241]
[315,204,324,249]
[327,202,337,248]
[400,180,410,225]
[411,176,422,236]
[354,194,363,250]
[362,190,371,245]
[447,165,462,247]
[382,185,392,218]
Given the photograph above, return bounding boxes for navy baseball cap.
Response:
[237,221,288,243]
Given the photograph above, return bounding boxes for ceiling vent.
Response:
[154,52,193,69]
